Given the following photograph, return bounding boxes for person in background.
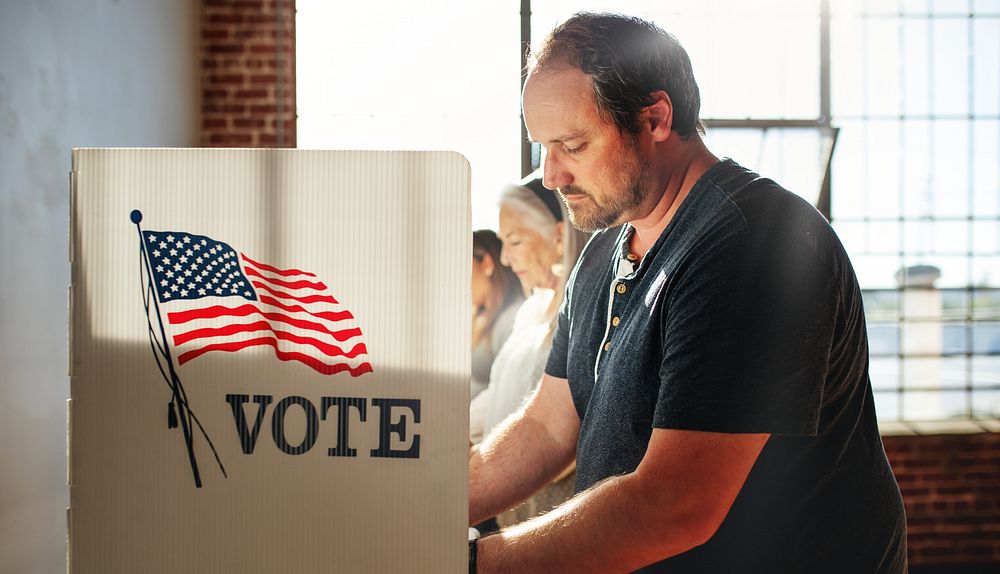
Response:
[469,175,589,528]
[471,229,523,401]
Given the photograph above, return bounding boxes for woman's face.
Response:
[498,203,561,292]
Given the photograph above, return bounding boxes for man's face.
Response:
[522,67,653,232]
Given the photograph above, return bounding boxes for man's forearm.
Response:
[469,409,575,524]
[476,472,711,574]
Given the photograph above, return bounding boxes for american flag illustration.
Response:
[141,229,373,377]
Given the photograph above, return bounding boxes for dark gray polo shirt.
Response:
[545,159,906,573]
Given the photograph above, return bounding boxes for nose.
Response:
[542,152,573,191]
[499,242,510,267]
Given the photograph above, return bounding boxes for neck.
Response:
[628,137,718,256]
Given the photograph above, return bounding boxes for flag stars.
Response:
[179,256,188,264]
[163,257,171,265]
[147,234,156,242]
[170,284,178,292]
[169,248,178,256]
[166,235,174,243]
[155,265,164,273]
[215,287,223,295]
[159,241,167,249]
[160,280,168,287]
[198,288,207,296]
[180,289,189,297]
[165,270,175,279]
[183,236,191,244]
[175,241,183,249]
[152,250,160,258]
[173,263,182,272]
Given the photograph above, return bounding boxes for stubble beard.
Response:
[558,142,649,233]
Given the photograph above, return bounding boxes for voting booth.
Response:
[68,148,470,573]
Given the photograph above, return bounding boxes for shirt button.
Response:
[603,341,611,352]
[615,283,627,294]
[612,316,620,327]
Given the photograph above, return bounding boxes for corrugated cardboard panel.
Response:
[69,148,470,573]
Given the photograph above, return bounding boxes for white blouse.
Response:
[469,288,555,444]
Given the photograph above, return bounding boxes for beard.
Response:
[557,140,650,233]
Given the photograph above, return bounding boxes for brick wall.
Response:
[201,0,295,147]
[883,433,1000,571]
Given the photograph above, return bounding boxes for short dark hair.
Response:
[531,12,705,138]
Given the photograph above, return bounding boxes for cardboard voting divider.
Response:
[68,148,470,573]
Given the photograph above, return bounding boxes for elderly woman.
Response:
[470,174,589,527]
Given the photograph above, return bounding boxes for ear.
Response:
[644,91,673,143]
[481,253,496,277]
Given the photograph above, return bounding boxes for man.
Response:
[468,12,907,574]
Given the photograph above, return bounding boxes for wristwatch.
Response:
[468,527,481,574]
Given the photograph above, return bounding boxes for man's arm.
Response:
[477,428,770,573]
[469,373,580,525]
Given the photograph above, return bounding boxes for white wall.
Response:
[0,1,199,572]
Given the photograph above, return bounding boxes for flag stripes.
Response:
[142,229,372,377]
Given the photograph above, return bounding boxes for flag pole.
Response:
[131,210,204,488]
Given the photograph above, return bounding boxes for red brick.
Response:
[233,118,266,129]
[207,43,244,55]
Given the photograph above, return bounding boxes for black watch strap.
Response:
[468,527,481,574]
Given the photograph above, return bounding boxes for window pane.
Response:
[972,289,1000,318]
[831,14,865,117]
[870,325,901,358]
[902,389,968,419]
[874,391,901,421]
[869,221,903,255]
[972,220,1000,255]
[903,18,932,116]
[942,324,971,354]
[932,18,970,116]
[871,357,901,389]
[972,389,1000,417]
[972,320,1000,352]
[973,121,1000,216]
[972,256,1000,286]
[901,120,933,218]
[972,356,1000,388]
[866,19,902,117]
[932,120,972,218]
[973,19,1000,115]
[973,0,1000,15]
[831,121,867,218]
[866,121,902,218]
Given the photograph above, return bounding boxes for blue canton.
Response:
[142,231,258,303]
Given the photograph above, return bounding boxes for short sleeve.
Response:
[653,229,839,436]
